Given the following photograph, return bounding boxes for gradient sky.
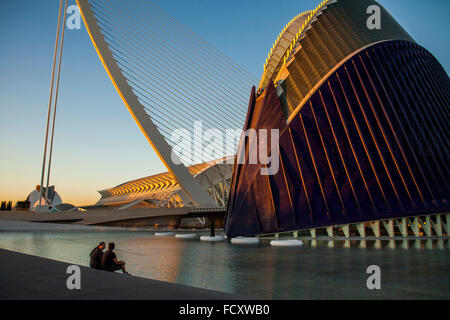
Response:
[0,0,449,206]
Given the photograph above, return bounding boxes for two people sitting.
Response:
[89,242,129,275]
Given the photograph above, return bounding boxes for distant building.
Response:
[97,157,233,208]
[28,185,62,211]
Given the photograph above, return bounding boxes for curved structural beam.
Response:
[258,11,310,90]
[76,0,214,206]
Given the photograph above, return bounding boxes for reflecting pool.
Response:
[0,231,448,299]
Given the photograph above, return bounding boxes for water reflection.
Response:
[299,239,448,251]
[0,232,448,299]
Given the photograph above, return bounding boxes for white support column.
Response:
[293,231,299,238]
[382,219,395,238]
[369,221,381,238]
[443,214,449,235]
[309,228,316,239]
[342,225,350,238]
[409,217,420,237]
[397,218,408,238]
[431,215,443,237]
[423,216,433,237]
[356,223,366,238]
[326,226,334,238]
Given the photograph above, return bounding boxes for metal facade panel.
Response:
[226,41,449,238]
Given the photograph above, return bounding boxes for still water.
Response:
[0,231,448,299]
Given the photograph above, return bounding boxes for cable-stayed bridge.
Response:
[37,0,257,211]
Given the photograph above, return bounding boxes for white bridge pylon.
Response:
[76,0,215,206]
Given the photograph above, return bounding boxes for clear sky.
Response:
[0,0,449,206]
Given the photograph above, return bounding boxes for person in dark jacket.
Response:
[101,242,129,275]
[89,242,105,269]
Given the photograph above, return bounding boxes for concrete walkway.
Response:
[0,249,245,300]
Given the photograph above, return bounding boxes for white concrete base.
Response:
[230,237,260,245]
[175,234,199,239]
[155,232,175,237]
[270,240,303,247]
[200,235,225,242]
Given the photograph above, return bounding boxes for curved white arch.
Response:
[76,0,214,206]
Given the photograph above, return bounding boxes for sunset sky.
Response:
[1,0,448,206]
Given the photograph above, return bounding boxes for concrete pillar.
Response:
[326,226,334,238]
[423,216,433,237]
[274,233,280,238]
[382,219,395,238]
[356,223,366,238]
[344,240,351,248]
[309,228,316,239]
[342,225,350,238]
[327,240,335,248]
[397,218,408,238]
[443,214,449,235]
[409,217,420,237]
[425,239,433,250]
[293,231,299,238]
[436,240,444,250]
[369,221,381,238]
[431,215,443,237]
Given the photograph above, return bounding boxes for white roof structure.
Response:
[97,157,234,208]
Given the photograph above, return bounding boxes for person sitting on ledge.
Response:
[101,242,130,275]
[89,242,105,269]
